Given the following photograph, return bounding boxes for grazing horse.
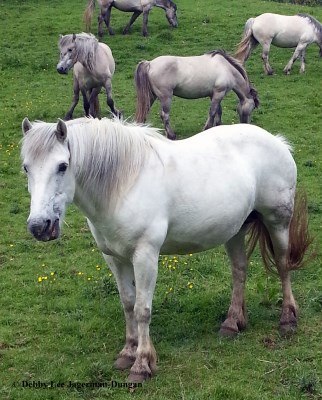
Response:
[21,116,311,383]
[135,50,259,139]
[57,32,120,120]
[235,13,322,75]
[84,0,178,37]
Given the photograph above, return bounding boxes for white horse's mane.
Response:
[22,117,166,208]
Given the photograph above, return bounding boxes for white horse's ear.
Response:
[72,33,76,42]
[22,117,32,136]
[56,119,67,143]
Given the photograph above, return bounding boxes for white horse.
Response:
[135,50,259,139]
[21,117,311,383]
[235,13,322,74]
[57,32,120,120]
[84,0,178,37]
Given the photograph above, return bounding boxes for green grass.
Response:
[0,0,322,399]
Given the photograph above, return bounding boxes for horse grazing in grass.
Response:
[21,116,311,382]
[235,13,322,75]
[84,0,178,37]
[135,50,259,139]
[57,32,120,120]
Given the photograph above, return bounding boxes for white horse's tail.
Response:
[84,0,96,31]
[134,61,154,123]
[235,18,258,64]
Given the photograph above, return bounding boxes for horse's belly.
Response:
[272,34,301,48]
[174,85,212,99]
[113,0,140,12]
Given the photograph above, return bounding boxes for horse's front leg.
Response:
[220,229,248,337]
[299,49,306,74]
[99,3,114,36]
[128,245,159,383]
[123,11,142,34]
[159,94,176,140]
[261,41,273,75]
[104,81,121,117]
[284,43,307,75]
[103,255,138,370]
[142,7,152,37]
[64,77,80,120]
[204,89,226,130]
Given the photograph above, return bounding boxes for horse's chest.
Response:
[80,75,102,90]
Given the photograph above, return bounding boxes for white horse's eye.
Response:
[68,48,73,52]
[58,163,68,173]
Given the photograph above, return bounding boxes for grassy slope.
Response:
[0,0,321,399]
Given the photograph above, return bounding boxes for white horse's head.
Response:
[21,118,75,241]
[57,34,77,74]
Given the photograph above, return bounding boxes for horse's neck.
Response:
[77,43,97,71]
[154,0,166,9]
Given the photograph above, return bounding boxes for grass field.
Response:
[0,0,322,399]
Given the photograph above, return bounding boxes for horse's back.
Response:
[148,54,239,98]
[253,13,315,45]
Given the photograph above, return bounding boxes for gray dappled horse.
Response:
[84,0,178,37]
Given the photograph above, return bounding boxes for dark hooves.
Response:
[114,356,135,371]
[219,325,239,338]
[128,370,151,383]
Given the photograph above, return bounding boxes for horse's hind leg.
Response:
[261,41,273,75]
[81,88,90,117]
[204,89,226,129]
[159,94,176,140]
[220,229,248,337]
[262,214,298,336]
[123,11,142,34]
[283,43,307,75]
[89,87,101,118]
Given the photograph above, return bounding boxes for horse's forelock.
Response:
[21,122,59,161]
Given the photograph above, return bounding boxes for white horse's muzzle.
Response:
[28,217,60,241]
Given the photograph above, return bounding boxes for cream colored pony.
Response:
[57,33,120,119]
[236,13,322,74]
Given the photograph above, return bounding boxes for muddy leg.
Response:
[261,42,273,75]
[220,229,248,337]
[64,77,80,120]
[159,95,175,140]
[204,89,226,129]
[123,11,142,34]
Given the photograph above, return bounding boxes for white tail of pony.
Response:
[84,0,96,31]
[235,18,258,63]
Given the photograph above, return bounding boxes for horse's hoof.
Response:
[114,355,135,370]
[279,322,297,337]
[219,325,239,338]
[128,371,151,383]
